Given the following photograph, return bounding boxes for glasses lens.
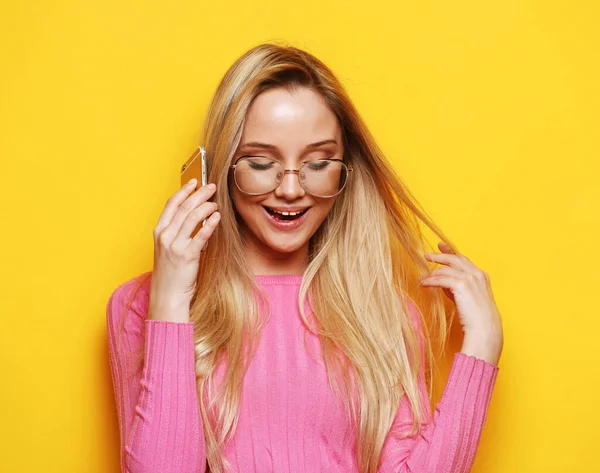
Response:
[235,156,282,194]
[301,160,347,197]
[234,157,348,197]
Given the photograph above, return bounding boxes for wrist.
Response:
[148,298,191,323]
[461,331,503,366]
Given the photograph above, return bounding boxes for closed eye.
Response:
[306,160,331,170]
[248,160,274,170]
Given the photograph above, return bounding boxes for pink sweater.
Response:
[107,272,499,473]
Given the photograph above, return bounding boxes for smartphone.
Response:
[181,145,207,189]
[180,146,209,245]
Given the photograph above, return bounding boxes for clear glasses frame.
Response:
[229,155,354,198]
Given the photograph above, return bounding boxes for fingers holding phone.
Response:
[176,181,220,249]
[150,179,220,322]
[147,147,219,322]
[155,178,220,252]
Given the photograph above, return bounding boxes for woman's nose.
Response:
[274,170,306,199]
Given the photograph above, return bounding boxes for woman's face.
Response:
[230,86,344,259]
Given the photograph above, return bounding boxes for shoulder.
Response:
[106,271,152,335]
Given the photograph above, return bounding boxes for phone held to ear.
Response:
[180,146,209,247]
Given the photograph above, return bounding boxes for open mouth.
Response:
[263,206,310,221]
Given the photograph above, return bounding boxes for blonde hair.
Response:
[120,41,458,473]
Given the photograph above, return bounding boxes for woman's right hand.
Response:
[148,179,220,323]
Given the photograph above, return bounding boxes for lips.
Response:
[261,205,310,230]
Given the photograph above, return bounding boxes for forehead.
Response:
[240,87,342,149]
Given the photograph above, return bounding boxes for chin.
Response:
[261,233,309,253]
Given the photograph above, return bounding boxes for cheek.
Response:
[310,200,336,224]
[230,188,262,221]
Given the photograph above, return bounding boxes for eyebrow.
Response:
[239,139,338,150]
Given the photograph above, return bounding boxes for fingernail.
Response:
[189,178,197,185]
[208,183,216,190]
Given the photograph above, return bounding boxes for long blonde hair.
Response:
[121,41,458,473]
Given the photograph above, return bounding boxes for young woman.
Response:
[107,42,503,473]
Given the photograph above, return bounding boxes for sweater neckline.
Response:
[254,274,304,285]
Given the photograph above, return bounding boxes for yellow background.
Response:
[1,0,598,472]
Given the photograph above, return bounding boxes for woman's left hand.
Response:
[419,241,504,365]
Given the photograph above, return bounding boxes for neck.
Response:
[242,232,309,276]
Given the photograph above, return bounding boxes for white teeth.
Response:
[267,207,306,216]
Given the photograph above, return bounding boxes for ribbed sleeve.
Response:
[106,279,206,473]
[380,352,499,473]
[379,297,500,473]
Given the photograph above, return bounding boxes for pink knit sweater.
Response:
[107,272,499,473]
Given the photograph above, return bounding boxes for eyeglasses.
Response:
[229,156,354,198]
